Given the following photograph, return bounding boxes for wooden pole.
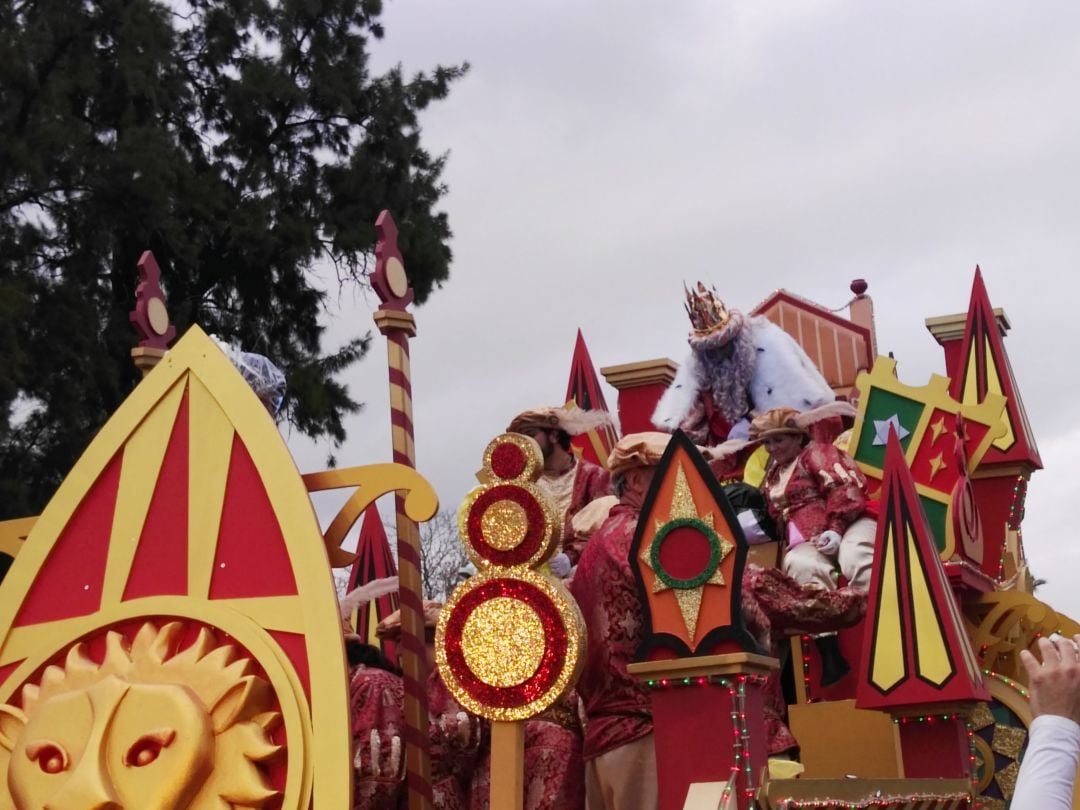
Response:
[371,211,433,810]
[490,721,525,810]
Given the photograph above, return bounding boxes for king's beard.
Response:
[694,327,758,423]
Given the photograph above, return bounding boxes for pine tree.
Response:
[0,0,466,517]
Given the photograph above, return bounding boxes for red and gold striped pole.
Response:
[371,211,433,810]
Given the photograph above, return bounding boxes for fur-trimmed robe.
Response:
[652,316,834,444]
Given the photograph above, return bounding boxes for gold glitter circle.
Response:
[972,735,995,793]
[480,500,528,551]
[436,568,586,721]
[482,433,543,483]
[460,597,545,687]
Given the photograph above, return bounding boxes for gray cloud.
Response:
[288,1,1080,613]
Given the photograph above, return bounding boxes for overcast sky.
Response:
[288,2,1080,616]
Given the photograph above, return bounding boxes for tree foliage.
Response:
[0,0,466,517]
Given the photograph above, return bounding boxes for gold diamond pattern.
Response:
[991,723,1027,760]
[969,701,995,731]
[994,759,1020,800]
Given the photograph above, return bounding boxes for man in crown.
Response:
[653,283,836,447]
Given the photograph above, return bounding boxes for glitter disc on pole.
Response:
[436,568,585,721]
[458,434,560,570]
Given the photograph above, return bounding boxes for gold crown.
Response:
[684,282,731,335]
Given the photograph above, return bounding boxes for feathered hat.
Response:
[376,601,443,641]
[748,402,857,441]
[338,576,399,642]
[507,403,612,437]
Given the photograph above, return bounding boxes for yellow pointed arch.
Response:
[0,326,349,808]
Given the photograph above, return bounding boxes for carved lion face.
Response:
[5,675,213,809]
[0,623,281,810]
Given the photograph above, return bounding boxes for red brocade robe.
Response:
[761,441,871,546]
[570,504,866,757]
[570,505,655,761]
[351,666,486,810]
[429,671,487,810]
[679,389,737,446]
[469,692,586,810]
[539,458,612,565]
[741,565,866,752]
[351,665,407,809]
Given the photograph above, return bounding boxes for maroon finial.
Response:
[371,211,415,310]
[129,251,176,350]
[850,279,868,296]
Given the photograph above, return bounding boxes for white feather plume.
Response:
[340,576,399,619]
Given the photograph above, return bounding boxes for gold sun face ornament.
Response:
[0,623,279,810]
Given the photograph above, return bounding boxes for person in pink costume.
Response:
[751,406,876,685]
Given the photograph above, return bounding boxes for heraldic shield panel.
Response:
[0,327,349,809]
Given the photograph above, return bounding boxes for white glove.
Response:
[814,530,842,557]
[549,553,572,578]
[355,729,403,779]
[738,510,770,545]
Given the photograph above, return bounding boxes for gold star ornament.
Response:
[640,464,733,641]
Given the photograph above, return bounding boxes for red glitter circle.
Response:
[466,485,546,566]
[490,442,527,480]
[657,525,714,580]
[443,578,566,709]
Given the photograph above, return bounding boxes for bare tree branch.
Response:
[386,510,469,602]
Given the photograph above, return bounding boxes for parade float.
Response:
[0,210,1069,810]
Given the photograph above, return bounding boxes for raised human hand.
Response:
[1020,634,1080,724]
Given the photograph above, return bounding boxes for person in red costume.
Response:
[571,433,866,807]
[507,405,613,573]
[468,688,585,810]
[751,406,877,685]
[338,577,406,809]
[350,647,407,809]
[571,432,669,810]
[362,602,487,810]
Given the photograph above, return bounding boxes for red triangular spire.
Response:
[348,504,400,654]
[565,329,619,466]
[856,430,988,710]
[949,267,1041,468]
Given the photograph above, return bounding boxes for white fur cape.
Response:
[652,316,835,432]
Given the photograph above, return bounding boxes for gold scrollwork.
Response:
[303,464,439,568]
[964,589,1080,685]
